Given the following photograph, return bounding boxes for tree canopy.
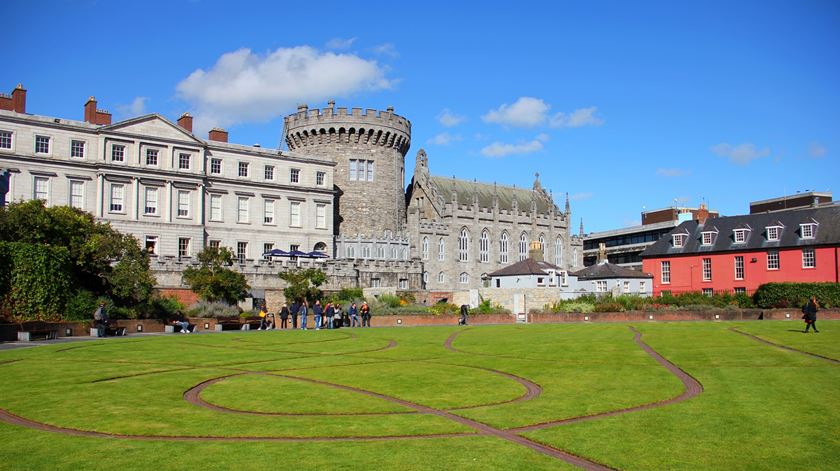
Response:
[182,247,250,305]
[278,268,326,304]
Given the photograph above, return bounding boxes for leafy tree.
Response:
[278,268,326,303]
[182,247,250,305]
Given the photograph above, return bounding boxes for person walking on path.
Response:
[313,300,323,331]
[349,302,359,327]
[803,295,820,333]
[279,303,290,329]
[299,300,309,330]
[93,302,109,337]
[360,301,371,327]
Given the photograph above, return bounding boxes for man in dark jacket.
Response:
[803,295,819,333]
[93,302,109,337]
[290,301,299,329]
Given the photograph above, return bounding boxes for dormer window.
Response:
[672,234,687,247]
[766,226,781,241]
[800,223,816,239]
[733,229,749,243]
[701,231,715,245]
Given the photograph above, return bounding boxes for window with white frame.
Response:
[178,238,190,258]
[236,241,247,263]
[399,279,408,289]
[349,159,357,180]
[766,226,781,241]
[0,130,12,149]
[209,240,221,249]
[734,256,744,280]
[290,201,301,227]
[661,260,671,284]
[371,278,381,288]
[802,248,815,268]
[264,165,274,181]
[177,190,190,217]
[290,168,300,183]
[673,233,687,247]
[145,236,158,255]
[767,251,779,270]
[438,238,445,261]
[377,244,385,259]
[109,183,124,212]
[499,232,509,264]
[35,135,50,154]
[111,144,125,162]
[519,232,528,261]
[345,245,356,258]
[71,140,85,158]
[639,281,646,293]
[366,160,374,181]
[69,180,84,209]
[178,153,190,170]
[733,229,748,243]
[316,171,325,186]
[438,272,445,284]
[596,280,608,292]
[422,237,429,260]
[315,203,326,229]
[479,229,490,263]
[458,228,469,262]
[144,187,158,215]
[145,148,158,166]
[701,231,715,245]
[33,176,49,203]
[539,235,546,257]
[702,288,713,297]
[238,162,248,177]
[263,243,274,259]
[459,272,469,284]
[210,194,222,221]
[237,197,249,223]
[702,258,712,281]
[210,158,222,174]
[264,199,275,224]
[349,159,375,181]
[555,236,563,266]
[361,245,371,258]
[623,281,630,293]
[734,287,746,294]
[423,271,429,284]
[800,223,816,239]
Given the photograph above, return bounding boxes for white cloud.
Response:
[427,132,462,146]
[325,37,356,50]
[176,46,391,134]
[809,142,827,158]
[482,97,549,127]
[480,135,546,157]
[438,109,465,127]
[656,167,688,177]
[570,192,594,201]
[371,43,399,58]
[550,107,604,128]
[116,96,147,117]
[710,142,770,165]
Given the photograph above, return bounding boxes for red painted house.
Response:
[640,205,840,296]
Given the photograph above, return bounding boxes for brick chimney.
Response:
[177,112,193,133]
[0,84,26,113]
[208,128,228,143]
[696,203,710,224]
[84,97,112,125]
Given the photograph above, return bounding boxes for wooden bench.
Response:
[17,329,58,342]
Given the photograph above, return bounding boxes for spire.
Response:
[533,172,542,191]
[579,218,584,237]
[565,192,571,216]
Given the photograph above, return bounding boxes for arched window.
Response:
[422,236,429,260]
[479,229,490,263]
[519,232,528,261]
[499,231,509,264]
[361,244,371,258]
[377,244,385,259]
[346,245,355,258]
[313,242,327,252]
[458,228,469,262]
[423,271,429,284]
[438,271,446,283]
[555,236,563,266]
[438,238,445,261]
[459,272,470,284]
[539,234,546,257]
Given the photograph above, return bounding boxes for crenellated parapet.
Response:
[284,103,411,155]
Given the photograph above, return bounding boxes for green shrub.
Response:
[753,282,840,309]
[64,290,99,321]
[188,301,241,318]
[545,299,595,313]
[0,242,73,321]
[398,292,416,304]
[470,297,509,315]
[429,302,459,316]
[334,288,363,302]
[147,295,185,319]
[377,294,402,308]
[594,302,624,313]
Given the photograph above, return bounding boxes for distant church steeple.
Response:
[565,192,571,216]
[579,218,585,237]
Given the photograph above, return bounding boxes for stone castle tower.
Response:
[284,102,411,237]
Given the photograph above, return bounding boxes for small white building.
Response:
[572,262,653,297]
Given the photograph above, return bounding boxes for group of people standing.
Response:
[268,300,372,330]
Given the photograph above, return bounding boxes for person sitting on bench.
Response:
[172,320,192,333]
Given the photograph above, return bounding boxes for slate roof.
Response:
[640,205,840,258]
[429,176,558,214]
[572,262,652,280]
[488,258,562,277]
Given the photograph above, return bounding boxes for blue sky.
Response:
[4,0,838,232]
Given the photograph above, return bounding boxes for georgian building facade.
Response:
[0,89,335,264]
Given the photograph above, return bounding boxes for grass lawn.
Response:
[0,321,837,470]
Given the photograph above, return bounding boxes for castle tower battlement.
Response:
[283,103,411,243]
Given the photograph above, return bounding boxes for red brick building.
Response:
[640,205,840,296]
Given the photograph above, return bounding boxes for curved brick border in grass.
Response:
[730,328,840,364]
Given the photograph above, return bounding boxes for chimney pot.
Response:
[208,128,229,143]
[10,84,26,113]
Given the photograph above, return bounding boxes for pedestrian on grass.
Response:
[291,301,299,329]
[279,303,290,329]
[802,295,820,333]
[360,301,371,327]
[299,300,309,330]
[313,300,323,331]
[349,302,359,327]
[325,302,335,329]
